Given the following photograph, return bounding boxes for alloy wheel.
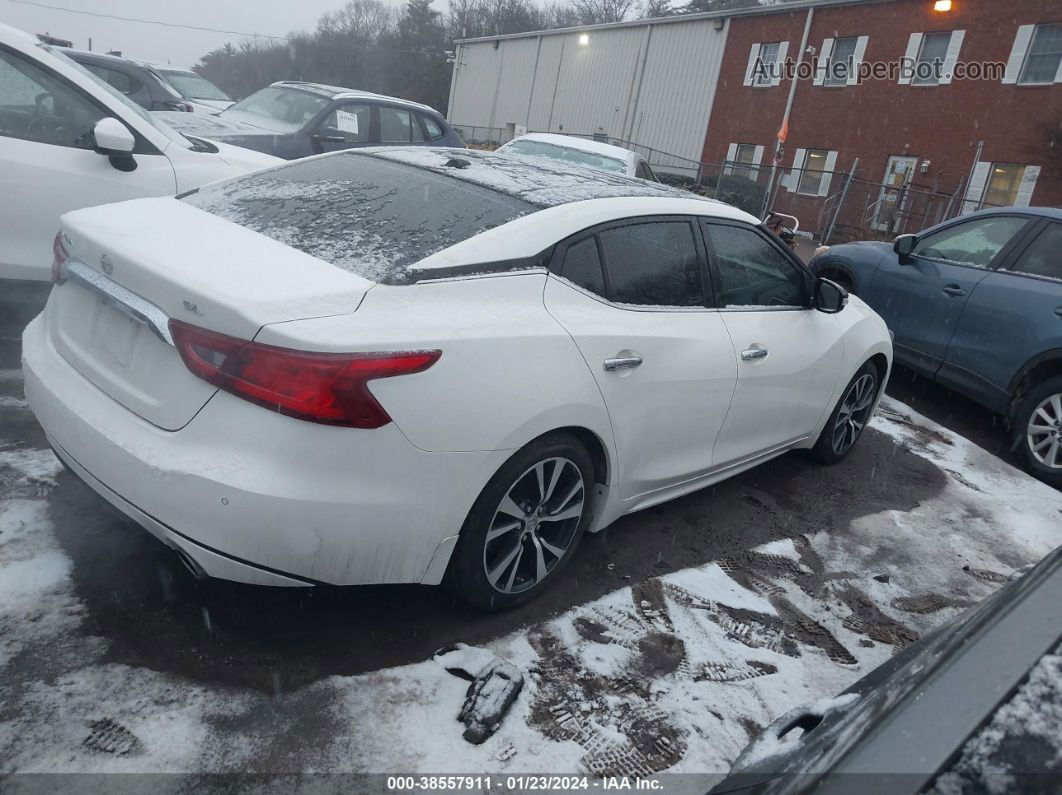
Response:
[482,457,585,595]
[832,373,877,456]
[1027,393,1062,470]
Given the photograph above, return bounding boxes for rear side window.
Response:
[598,222,703,307]
[379,107,425,143]
[561,237,605,296]
[422,115,444,140]
[1013,223,1062,281]
[182,153,535,284]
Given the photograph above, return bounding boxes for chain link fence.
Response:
[450,124,990,243]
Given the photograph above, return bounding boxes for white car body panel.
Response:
[22,147,893,590]
[543,276,737,501]
[497,133,647,178]
[0,22,280,282]
[712,308,846,465]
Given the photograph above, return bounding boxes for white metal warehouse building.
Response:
[445,15,731,164]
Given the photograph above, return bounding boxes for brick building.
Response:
[449,0,1062,238]
[704,0,1062,232]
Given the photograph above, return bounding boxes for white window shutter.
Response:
[744,43,761,86]
[814,38,834,85]
[939,30,965,84]
[848,36,869,85]
[1015,166,1040,206]
[899,32,922,84]
[1003,25,1035,84]
[772,41,790,86]
[724,143,737,175]
[788,148,807,192]
[962,161,990,213]
[752,145,765,167]
[819,151,839,196]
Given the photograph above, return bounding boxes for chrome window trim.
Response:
[60,259,174,346]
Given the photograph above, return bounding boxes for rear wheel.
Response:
[811,362,880,464]
[821,269,855,296]
[446,433,594,611]
[1012,377,1062,489]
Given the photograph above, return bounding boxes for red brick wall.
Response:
[702,0,1062,223]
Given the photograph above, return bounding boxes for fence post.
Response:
[823,157,858,246]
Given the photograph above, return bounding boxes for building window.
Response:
[963,162,1041,212]
[1020,24,1062,84]
[725,142,762,179]
[913,31,952,85]
[825,37,859,85]
[744,41,788,87]
[983,164,1026,207]
[755,42,781,86]
[797,149,832,195]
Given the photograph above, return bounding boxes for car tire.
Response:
[445,432,595,611]
[1012,376,1062,489]
[811,361,880,465]
[819,267,855,296]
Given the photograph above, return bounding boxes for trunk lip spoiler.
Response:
[60,259,174,346]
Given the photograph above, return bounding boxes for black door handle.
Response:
[941,285,966,297]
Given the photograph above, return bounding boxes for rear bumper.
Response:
[22,315,503,586]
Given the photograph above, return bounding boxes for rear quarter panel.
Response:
[254,272,617,458]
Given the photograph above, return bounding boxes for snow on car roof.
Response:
[182,147,754,284]
[364,147,692,206]
[505,133,639,166]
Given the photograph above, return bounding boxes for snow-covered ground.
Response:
[2,397,1061,779]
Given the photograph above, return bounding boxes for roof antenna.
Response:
[444,157,471,169]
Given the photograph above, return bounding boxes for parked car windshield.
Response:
[156,69,230,101]
[181,152,536,283]
[45,44,193,149]
[504,139,626,173]
[220,86,330,132]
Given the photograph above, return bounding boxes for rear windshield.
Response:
[182,153,536,284]
[503,139,626,173]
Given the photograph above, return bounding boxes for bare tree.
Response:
[571,0,637,24]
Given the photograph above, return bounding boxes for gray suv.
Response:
[63,49,233,113]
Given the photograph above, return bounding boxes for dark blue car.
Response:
[810,207,1062,487]
[154,81,464,159]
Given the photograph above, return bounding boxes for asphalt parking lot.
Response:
[5,282,1062,780]
[0,284,973,687]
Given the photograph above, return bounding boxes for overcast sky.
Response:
[3,0,381,66]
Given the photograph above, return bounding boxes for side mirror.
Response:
[93,117,137,172]
[814,277,848,314]
[93,117,135,154]
[893,233,917,262]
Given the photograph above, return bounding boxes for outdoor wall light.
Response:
[933,0,953,11]
[712,18,725,31]
[579,33,590,46]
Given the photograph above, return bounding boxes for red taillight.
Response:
[169,320,440,428]
[51,232,68,284]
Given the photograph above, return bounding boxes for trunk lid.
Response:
[49,197,371,430]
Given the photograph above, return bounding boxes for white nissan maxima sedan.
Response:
[23,148,891,610]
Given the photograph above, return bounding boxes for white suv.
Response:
[0,22,279,282]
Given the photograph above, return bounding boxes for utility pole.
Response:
[762,7,814,217]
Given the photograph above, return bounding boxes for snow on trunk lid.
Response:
[48,197,370,431]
